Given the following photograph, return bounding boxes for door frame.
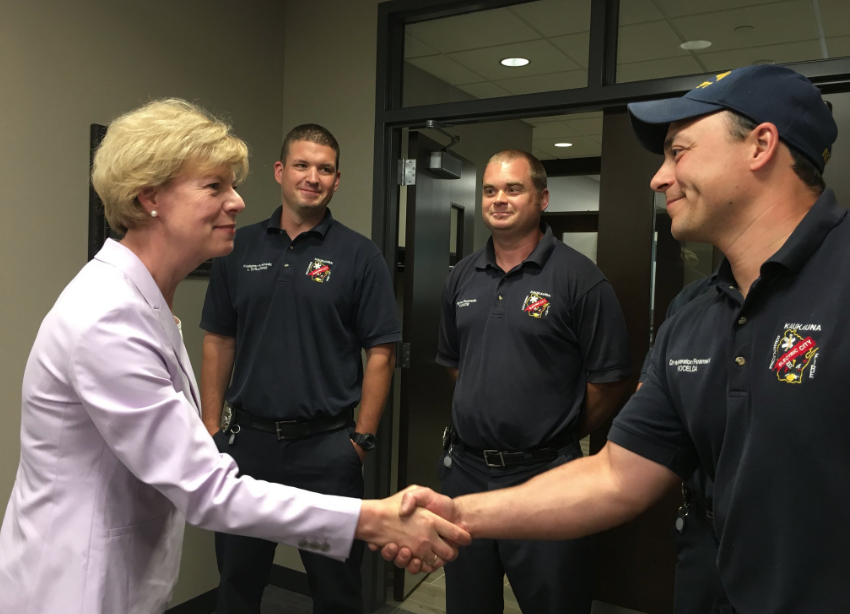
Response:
[366,0,850,611]
[371,0,850,256]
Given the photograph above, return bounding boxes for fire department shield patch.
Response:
[769,327,820,384]
[522,291,551,318]
[306,259,333,283]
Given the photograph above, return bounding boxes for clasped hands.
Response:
[358,485,466,575]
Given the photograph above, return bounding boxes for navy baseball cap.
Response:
[627,65,837,172]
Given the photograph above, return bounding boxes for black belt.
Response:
[456,433,575,468]
[232,408,352,440]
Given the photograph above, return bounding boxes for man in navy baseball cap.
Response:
[381,65,850,614]
[628,64,836,173]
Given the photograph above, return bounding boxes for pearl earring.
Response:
[151,210,158,217]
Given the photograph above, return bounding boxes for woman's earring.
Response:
[151,210,158,217]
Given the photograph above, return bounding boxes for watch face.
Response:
[356,433,376,451]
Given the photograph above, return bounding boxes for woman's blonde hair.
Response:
[92,98,249,233]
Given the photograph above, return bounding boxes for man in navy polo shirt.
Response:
[435,150,631,613]
[386,66,849,613]
[200,124,400,614]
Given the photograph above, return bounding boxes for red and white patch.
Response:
[306,258,333,283]
[522,291,551,318]
[769,323,821,384]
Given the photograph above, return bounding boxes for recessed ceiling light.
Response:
[554,142,573,148]
[752,59,775,65]
[680,40,712,50]
[500,57,530,67]
[735,25,754,33]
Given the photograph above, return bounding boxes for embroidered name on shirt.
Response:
[243,262,273,271]
[783,323,821,331]
[457,299,477,308]
[669,358,711,373]
[306,258,333,283]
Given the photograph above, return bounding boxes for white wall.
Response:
[546,174,601,212]
[0,0,285,606]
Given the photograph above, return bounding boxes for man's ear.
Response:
[273,161,285,186]
[539,188,550,212]
[750,122,781,172]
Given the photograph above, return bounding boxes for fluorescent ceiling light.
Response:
[680,40,711,50]
[554,142,573,147]
[500,57,530,67]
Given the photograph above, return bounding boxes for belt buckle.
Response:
[275,419,298,440]
[483,450,505,468]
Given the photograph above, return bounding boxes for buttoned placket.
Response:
[489,266,523,318]
[725,271,778,398]
[491,274,507,317]
[278,230,296,284]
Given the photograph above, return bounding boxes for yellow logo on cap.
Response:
[822,148,831,164]
[695,71,732,89]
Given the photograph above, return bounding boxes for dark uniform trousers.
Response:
[673,504,734,614]
[439,441,591,614]
[213,424,365,614]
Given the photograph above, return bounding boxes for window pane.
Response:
[617,0,850,83]
[403,0,592,107]
[529,111,602,161]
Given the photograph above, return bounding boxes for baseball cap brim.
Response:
[628,97,727,155]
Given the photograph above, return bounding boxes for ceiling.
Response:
[404,0,849,160]
[524,112,603,160]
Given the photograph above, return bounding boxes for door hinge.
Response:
[398,159,416,186]
[396,342,411,368]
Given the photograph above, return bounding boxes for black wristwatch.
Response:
[352,432,377,452]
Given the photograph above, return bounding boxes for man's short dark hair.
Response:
[280,124,340,170]
[725,111,825,194]
[487,150,547,194]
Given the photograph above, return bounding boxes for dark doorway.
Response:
[394,132,476,601]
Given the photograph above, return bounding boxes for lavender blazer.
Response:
[0,240,361,614]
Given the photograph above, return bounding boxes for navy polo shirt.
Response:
[437,225,631,451]
[610,189,850,614]
[200,207,401,421]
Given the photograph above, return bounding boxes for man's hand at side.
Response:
[200,332,236,437]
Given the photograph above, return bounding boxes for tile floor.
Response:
[258,569,519,614]
[398,568,522,614]
[259,569,645,614]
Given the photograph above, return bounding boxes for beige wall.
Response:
[281,0,384,238]
[0,0,285,606]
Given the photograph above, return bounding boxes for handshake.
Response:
[356,486,469,574]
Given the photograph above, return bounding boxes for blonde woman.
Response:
[0,99,467,614]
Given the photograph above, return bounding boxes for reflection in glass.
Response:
[617,0,849,84]
[403,0,591,107]
[527,112,603,161]
[449,204,464,268]
[649,191,715,347]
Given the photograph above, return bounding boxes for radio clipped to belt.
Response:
[442,422,458,468]
[220,402,241,446]
[676,483,691,533]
